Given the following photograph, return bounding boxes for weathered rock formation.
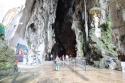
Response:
[2,0,125,69]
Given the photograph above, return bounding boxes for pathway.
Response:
[1,61,125,83]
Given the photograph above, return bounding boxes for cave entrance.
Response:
[52,0,76,58]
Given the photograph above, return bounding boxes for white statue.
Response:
[93,13,99,28]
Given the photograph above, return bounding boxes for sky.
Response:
[0,0,26,22]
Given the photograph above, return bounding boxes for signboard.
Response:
[16,43,28,62]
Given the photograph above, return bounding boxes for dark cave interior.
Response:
[52,0,76,58]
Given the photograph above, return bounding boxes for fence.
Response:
[73,57,86,72]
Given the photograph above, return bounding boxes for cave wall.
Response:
[3,0,125,68]
[53,0,76,57]
[4,7,23,45]
[71,0,97,57]
[4,0,58,58]
[24,0,57,56]
[72,0,122,69]
[109,0,125,55]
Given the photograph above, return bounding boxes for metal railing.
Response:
[73,57,86,73]
[11,69,21,83]
[0,65,20,82]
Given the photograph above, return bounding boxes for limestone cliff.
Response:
[4,0,57,58]
[3,0,125,69]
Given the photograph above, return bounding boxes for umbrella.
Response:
[89,7,101,14]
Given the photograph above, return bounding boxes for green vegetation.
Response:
[89,19,117,68]
[99,20,117,55]
[0,23,4,28]
[28,40,32,47]
[102,0,106,2]
[0,39,17,76]
[6,62,11,68]
[0,23,5,35]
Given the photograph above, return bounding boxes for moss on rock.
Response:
[88,20,118,69]
[0,38,18,79]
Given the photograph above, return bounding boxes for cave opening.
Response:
[52,0,76,58]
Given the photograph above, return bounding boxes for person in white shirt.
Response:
[50,54,53,61]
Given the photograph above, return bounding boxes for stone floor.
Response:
[1,61,125,83]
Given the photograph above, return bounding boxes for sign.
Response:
[16,43,28,62]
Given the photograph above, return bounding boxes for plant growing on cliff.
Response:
[0,23,5,37]
[28,40,32,47]
[100,20,117,55]
[89,19,118,68]
[0,23,4,28]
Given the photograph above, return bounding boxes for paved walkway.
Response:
[1,61,125,83]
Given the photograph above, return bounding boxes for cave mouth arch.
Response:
[52,0,76,58]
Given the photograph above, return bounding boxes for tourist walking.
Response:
[62,54,64,61]
[66,54,69,64]
[55,56,60,71]
[50,54,53,61]
[66,55,69,61]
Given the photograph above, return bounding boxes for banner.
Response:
[15,43,28,62]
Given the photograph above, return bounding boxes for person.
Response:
[50,54,53,61]
[23,53,26,65]
[45,55,47,61]
[25,53,28,64]
[69,55,72,61]
[29,55,33,65]
[66,54,69,64]
[66,54,69,61]
[62,54,65,65]
[33,55,36,65]
[55,56,60,71]
[62,54,64,61]
[93,13,99,29]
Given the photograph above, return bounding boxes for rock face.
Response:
[3,0,125,69]
[4,0,58,58]
[4,7,23,45]
[71,0,122,69]
[109,0,125,55]
[52,0,76,57]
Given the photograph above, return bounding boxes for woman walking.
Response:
[55,56,60,71]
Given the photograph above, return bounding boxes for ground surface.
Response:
[1,61,125,83]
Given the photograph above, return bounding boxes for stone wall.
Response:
[109,0,125,54]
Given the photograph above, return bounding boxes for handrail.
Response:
[11,69,21,83]
[0,65,18,82]
[73,58,86,72]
